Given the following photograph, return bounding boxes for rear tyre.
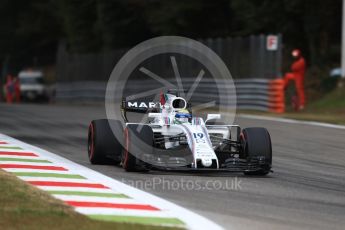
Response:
[88,119,123,165]
[241,127,272,175]
[122,124,153,172]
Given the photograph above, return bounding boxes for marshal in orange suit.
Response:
[284,49,306,110]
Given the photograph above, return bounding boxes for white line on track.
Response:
[53,195,148,204]
[237,114,345,130]
[18,177,89,183]
[34,186,118,193]
[75,207,179,218]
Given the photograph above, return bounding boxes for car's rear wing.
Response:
[121,97,160,122]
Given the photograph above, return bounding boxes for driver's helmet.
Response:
[175,109,191,123]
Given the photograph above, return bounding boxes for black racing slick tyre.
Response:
[88,119,123,165]
[122,124,153,172]
[241,127,272,175]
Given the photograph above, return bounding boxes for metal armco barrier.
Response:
[235,79,285,113]
[56,78,285,113]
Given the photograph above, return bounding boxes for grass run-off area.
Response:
[0,169,173,230]
[239,88,345,125]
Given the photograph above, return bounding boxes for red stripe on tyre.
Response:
[88,123,95,160]
[123,127,129,168]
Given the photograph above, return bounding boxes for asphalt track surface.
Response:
[1,103,345,230]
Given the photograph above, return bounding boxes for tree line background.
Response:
[0,0,341,74]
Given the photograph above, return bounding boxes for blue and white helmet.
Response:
[175,109,191,123]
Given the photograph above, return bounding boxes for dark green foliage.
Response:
[0,0,342,67]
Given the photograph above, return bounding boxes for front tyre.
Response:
[241,127,272,175]
[88,119,123,165]
[122,124,153,172]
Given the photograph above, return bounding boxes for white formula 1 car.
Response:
[88,90,272,175]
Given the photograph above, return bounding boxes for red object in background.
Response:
[268,79,285,113]
[160,91,166,106]
[14,77,21,103]
[5,75,14,104]
[284,49,306,110]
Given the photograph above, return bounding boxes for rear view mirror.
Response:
[205,114,221,123]
[148,113,162,118]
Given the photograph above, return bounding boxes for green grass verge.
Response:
[89,215,185,226]
[47,190,130,198]
[0,157,51,163]
[0,146,22,150]
[13,172,85,179]
[0,169,177,230]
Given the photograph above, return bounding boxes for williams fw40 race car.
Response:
[88,91,272,175]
